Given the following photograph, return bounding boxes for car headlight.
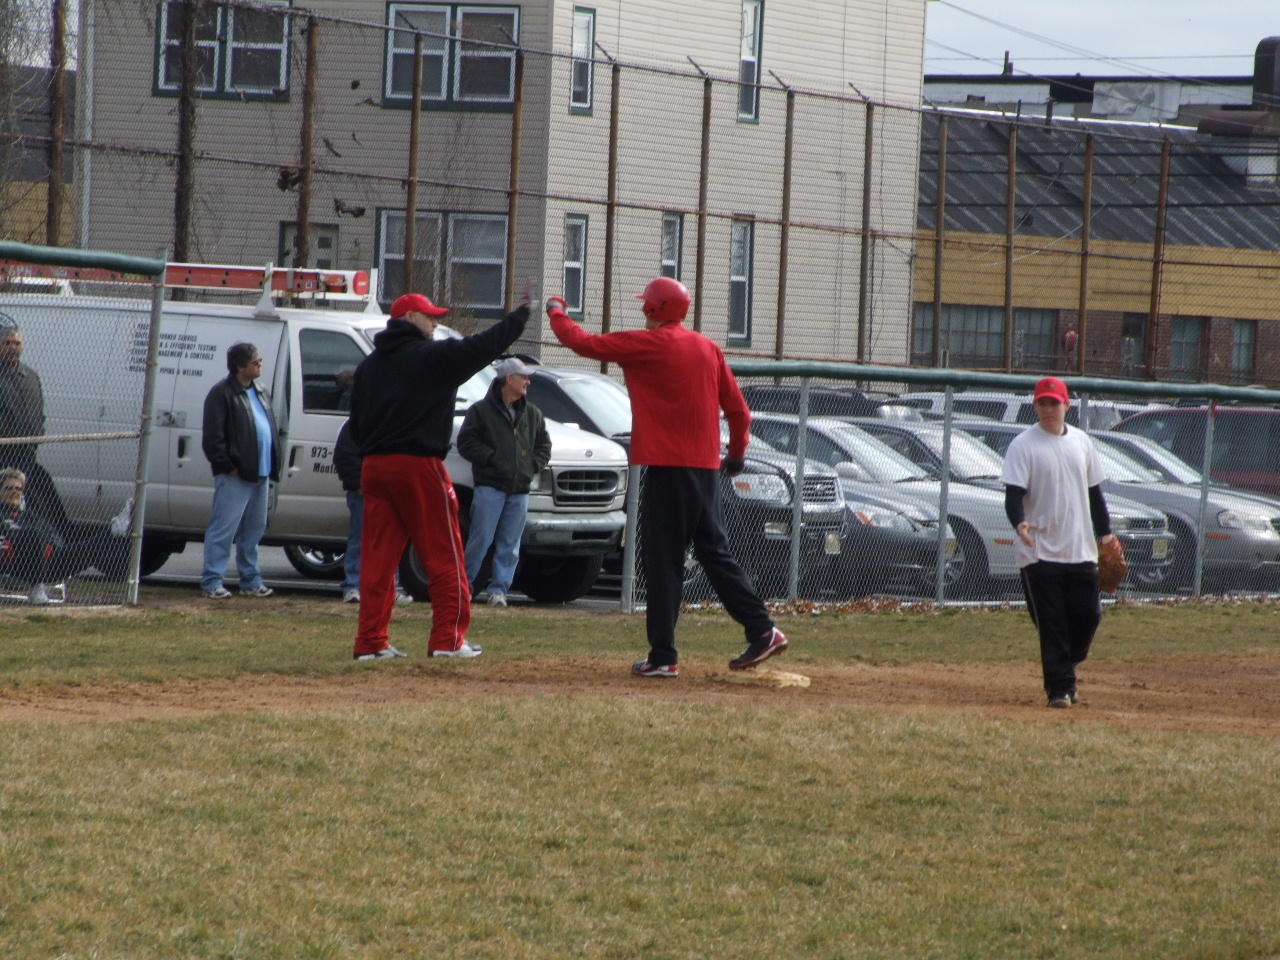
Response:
[851,507,916,532]
[730,473,791,505]
[1217,509,1273,532]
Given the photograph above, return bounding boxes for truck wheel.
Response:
[283,544,346,581]
[516,554,604,603]
[138,535,180,577]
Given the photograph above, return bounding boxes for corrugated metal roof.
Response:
[918,112,1280,250]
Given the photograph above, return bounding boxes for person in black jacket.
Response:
[348,292,528,661]
[457,357,552,606]
[333,417,412,606]
[199,342,280,599]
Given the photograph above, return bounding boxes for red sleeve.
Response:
[718,356,750,460]
[548,307,658,364]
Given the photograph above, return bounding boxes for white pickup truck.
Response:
[0,270,627,602]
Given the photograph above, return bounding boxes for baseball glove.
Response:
[1097,537,1128,593]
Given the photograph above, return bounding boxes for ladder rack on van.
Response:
[1,258,376,309]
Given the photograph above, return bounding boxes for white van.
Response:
[0,267,627,602]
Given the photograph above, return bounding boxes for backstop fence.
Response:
[0,240,164,606]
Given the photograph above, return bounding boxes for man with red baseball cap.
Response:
[348,290,529,661]
[1000,376,1118,708]
[545,277,787,678]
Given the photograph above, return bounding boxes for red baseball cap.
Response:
[1033,376,1069,403]
[389,292,449,318]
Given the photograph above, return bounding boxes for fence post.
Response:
[403,32,424,295]
[1003,123,1017,371]
[1076,133,1093,374]
[1193,401,1215,598]
[128,251,169,605]
[293,15,319,270]
[789,377,810,602]
[505,49,524,310]
[1146,135,1171,379]
[46,0,69,246]
[857,102,874,363]
[619,464,642,614]
[694,71,711,333]
[774,85,794,361]
[934,386,954,606]
[931,113,947,368]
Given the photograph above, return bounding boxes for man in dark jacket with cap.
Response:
[458,357,552,606]
[348,291,528,661]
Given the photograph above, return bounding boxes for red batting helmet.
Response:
[634,276,691,324]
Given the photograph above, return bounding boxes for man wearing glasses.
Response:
[200,342,280,599]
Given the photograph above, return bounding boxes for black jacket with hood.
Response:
[457,377,552,494]
[349,305,528,459]
[201,376,281,482]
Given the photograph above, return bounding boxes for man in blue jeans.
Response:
[458,357,551,606]
[334,417,412,606]
[200,342,280,598]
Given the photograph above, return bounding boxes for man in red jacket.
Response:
[546,277,787,677]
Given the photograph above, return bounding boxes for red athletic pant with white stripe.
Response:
[354,453,471,656]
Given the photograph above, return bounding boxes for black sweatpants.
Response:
[1020,560,1102,698]
[640,466,773,666]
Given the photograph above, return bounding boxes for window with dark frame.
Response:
[1231,319,1256,383]
[156,0,290,98]
[278,223,339,270]
[660,212,683,280]
[563,214,588,313]
[728,218,753,340]
[1170,316,1205,381]
[385,3,520,106]
[570,7,595,111]
[737,0,763,120]
[378,209,507,312]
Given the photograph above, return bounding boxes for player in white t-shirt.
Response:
[1000,377,1120,709]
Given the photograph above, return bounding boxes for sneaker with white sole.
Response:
[1048,694,1072,709]
[632,659,679,678]
[429,642,483,658]
[240,584,275,598]
[109,497,135,538]
[342,589,360,604]
[27,583,50,605]
[354,645,408,661]
[395,589,414,605]
[729,627,789,671]
[203,586,233,599]
[486,593,508,607]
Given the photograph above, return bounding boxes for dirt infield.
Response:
[4,650,1278,736]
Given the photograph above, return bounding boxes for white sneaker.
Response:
[486,593,508,607]
[354,645,408,661]
[109,497,135,538]
[429,642,483,659]
[27,583,50,605]
[342,589,360,604]
[395,589,414,605]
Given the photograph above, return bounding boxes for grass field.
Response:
[2,589,1278,959]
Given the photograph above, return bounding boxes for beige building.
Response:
[75,0,925,364]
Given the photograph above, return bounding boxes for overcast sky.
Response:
[925,0,1278,78]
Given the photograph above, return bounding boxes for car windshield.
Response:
[912,427,1005,479]
[827,424,932,482]
[456,366,495,407]
[1106,435,1203,484]
[558,376,633,437]
[1097,443,1163,483]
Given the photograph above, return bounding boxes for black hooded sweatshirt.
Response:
[349,305,528,459]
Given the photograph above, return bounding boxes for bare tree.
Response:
[1,0,59,241]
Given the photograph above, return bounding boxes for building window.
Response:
[279,223,339,269]
[737,0,763,120]
[1014,308,1056,369]
[1232,319,1256,383]
[563,214,587,313]
[570,7,595,112]
[385,4,519,107]
[1121,312,1147,374]
[378,210,507,313]
[156,1,290,99]
[660,213,683,280]
[911,304,1055,369]
[728,219,754,340]
[1170,316,1205,380]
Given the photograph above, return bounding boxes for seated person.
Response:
[0,467,131,603]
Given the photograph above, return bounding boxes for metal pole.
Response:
[403,32,424,295]
[293,16,319,269]
[934,385,954,606]
[1192,402,1215,598]
[600,61,621,371]
[1146,135,1171,379]
[774,88,794,361]
[46,0,69,246]
[127,256,169,605]
[694,75,711,332]
[856,102,874,363]
[1076,133,1093,374]
[789,378,810,601]
[1003,123,1017,371]
[931,114,947,368]
[619,464,642,613]
[172,0,199,272]
[505,50,524,310]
